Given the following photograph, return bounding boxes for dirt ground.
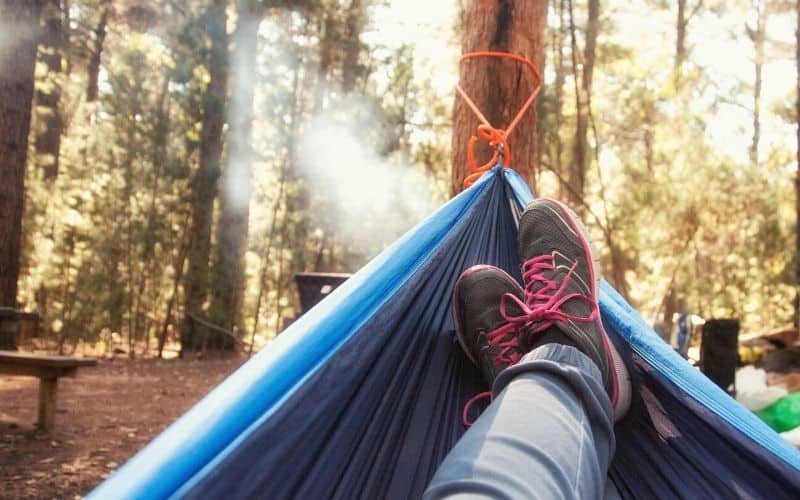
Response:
[0,356,244,499]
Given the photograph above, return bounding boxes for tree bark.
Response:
[675,0,701,90]
[553,0,567,193]
[35,0,65,180]
[158,214,191,359]
[566,0,598,208]
[181,0,229,353]
[582,0,599,98]
[342,0,366,93]
[450,0,548,197]
[56,232,75,354]
[675,0,687,89]
[86,0,111,102]
[210,0,264,339]
[795,0,800,328]
[750,0,766,166]
[0,0,43,308]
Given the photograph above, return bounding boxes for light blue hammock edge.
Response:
[89,166,800,500]
[89,167,498,499]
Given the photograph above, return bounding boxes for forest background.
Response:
[2,0,798,357]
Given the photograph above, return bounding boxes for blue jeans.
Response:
[424,344,619,499]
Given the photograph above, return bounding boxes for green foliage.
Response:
[17,0,800,356]
[19,0,450,354]
[538,0,796,332]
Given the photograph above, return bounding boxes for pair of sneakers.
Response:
[453,198,631,423]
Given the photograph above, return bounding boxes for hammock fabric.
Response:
[90,168,800,499]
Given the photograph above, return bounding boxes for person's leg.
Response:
[424,344,614,500]
[431,198,632,499]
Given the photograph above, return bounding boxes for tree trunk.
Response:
[342,0,366,93]
[250,60,302,351]
[553,0,567,194]
[750,0,766,166]
[158,214,191,359]
[675,0,687,89]
[566,0,598,208]
[181,0,229,353]
[675,0,702,90]
[56,232,74,355]
[134,76,170,354]
[582,0,599,99]
[0,0,43,309]
[123,114,135,357]
[35,0,65,180]
[272,217,290,335]
[450,0,548,197]
[795,0,800,328]
[313,12,336,112]
[86,0,111,102]
[661,287,677,342]
[210,0,263,339]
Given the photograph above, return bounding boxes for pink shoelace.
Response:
[462,255,600,426]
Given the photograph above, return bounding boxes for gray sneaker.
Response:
[452,265,526,387]
[516,198,631,421]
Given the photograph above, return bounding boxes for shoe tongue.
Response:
[526,268,561,307]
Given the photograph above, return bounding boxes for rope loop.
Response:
[456,51,542,188]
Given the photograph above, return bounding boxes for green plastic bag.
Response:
[756,392,800,433]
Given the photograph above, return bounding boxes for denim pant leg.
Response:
[424,344,616,500]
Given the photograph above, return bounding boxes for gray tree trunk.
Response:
[181,0,229,353]
[0,0,43,311]
[210,0,264,339]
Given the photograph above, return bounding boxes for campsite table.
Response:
[0,350,96,431]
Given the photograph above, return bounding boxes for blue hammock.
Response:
[90,167,800,499]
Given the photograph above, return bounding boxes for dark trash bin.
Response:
[294,273,351,314]
[700,318,740,393]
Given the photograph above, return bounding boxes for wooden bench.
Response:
[0,350,96,431]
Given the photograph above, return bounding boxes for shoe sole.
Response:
[532,199,632,421]
[452,265,520,368]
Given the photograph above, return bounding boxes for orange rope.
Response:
[456,51,542,188]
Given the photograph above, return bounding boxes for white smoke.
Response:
[297,99,438,255]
